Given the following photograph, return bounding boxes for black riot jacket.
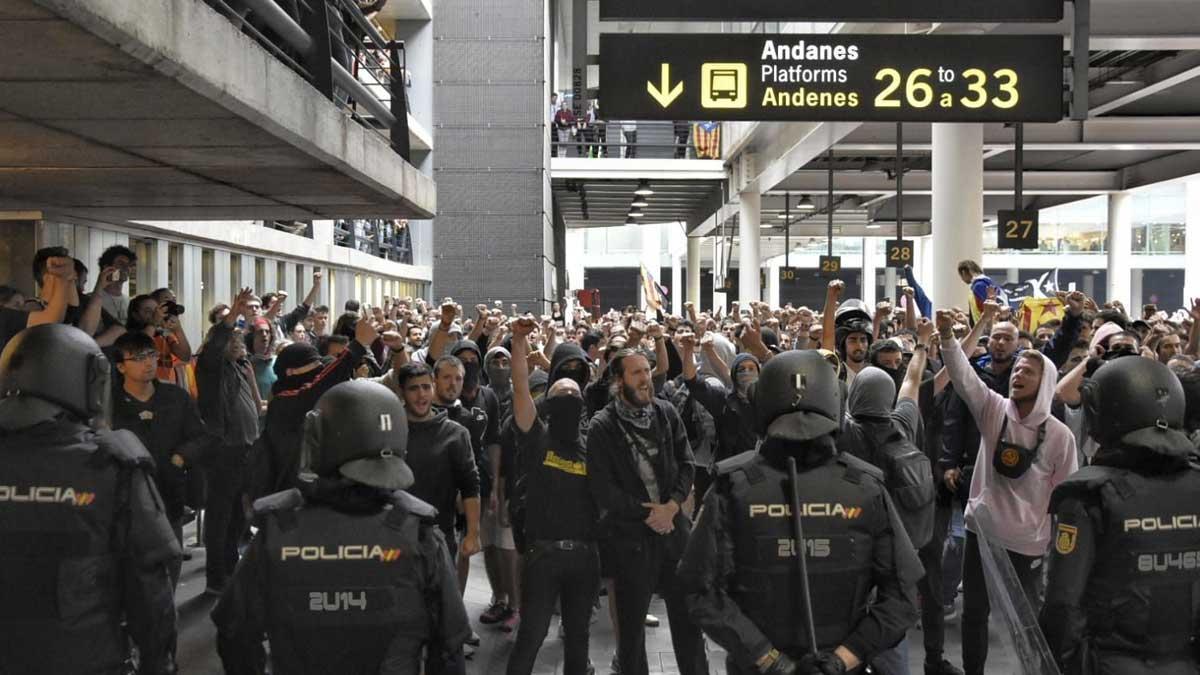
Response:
[1040,436,1200,675]
[0,416,179,675]
[212,481,469,675]
[677,438,922,671]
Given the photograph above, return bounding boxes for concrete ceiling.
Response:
[553,177,724,228]
[0,0,435,222]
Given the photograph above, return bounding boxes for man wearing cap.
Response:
[212,379,470,674]
[252,317,379,498]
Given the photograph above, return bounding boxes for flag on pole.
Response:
[640,265,668,312]
[693,122,720,159]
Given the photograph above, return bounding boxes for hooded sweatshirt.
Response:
[405,408,479,532]
[548,342,590,388]
[941,338,1079,556]
[699,333,736,389]
[484,346,512,420]
[839,367,921,470]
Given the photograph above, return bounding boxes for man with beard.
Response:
[398,360,479,674]
[505,317,599,675]
[195,287,263,595]
[587,350,709,675]
[251,318,376,499]
[675,330,759,498]
[678,349,921,675]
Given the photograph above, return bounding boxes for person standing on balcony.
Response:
[672,120,690,159]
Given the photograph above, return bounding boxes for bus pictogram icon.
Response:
[701,63,747,108]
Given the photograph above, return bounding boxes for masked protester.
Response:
[504,317,599,675]
[212,380,469,674]
[485,346,513,421]
[936,307,1078,675]
[678,350,922,675]
[0,324,179,674]
[1041,357,1200,675]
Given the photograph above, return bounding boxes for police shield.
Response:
[971,505,1061,675]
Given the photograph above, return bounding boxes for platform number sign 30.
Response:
[819,255,842,278]
[997,210,1039,250]
[885,240,913,269]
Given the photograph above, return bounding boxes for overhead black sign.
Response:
[600,0,1062,22]
[885,239,914,269]
[779,266,801,286]
[819,256,842,278]
[997,209,1040,250]
[600,34,1063,123]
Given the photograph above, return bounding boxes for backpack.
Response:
[664,378,718,468]
[875,426,935,549]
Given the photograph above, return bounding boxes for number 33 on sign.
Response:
[997,210,1039,250]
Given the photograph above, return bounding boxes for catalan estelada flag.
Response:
[693,122,720,159]
[1016,297,1065,332]
[640,265,667,312]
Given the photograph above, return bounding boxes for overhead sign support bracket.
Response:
[1069,0,1090,120]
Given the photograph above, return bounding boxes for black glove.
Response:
[761,652,798,675]
[798,651,846,675]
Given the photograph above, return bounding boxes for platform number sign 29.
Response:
[885,240,914,269]
[819,255,842,278]
[997,210,1039,250]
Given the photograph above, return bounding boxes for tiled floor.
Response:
[176,524,1020,674]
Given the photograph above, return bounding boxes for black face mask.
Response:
[880,365,906,398]
[462,360,481,389]
[1103,344,1137,361]
[993,417,1046,479]
[557,365,588,389]
[543,395,584,446]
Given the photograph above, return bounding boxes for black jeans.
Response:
[919,500,954,663]
[507,543,600,675]
[607,535,709,675]
[204,443,249,588]
[961,531,1044,675]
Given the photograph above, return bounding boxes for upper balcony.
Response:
[0,0,435,222]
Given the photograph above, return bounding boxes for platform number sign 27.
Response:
[819,255,842,278]
[885,240,913,269]
[997,210,1039,250]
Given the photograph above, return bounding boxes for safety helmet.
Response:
[301,380,414,490]
[1082,355,1184,448]
[834,299,873,327]
[0,324,110,421]
[753,349,842,442]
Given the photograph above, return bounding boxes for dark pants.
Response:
[624,130,637,158]
[426,525,466,675]
[961,531,1044,675]
[919,501,954,663]
[204,443,249,588]
[674,128,689,158]
[169,519,183,588]
[507,543,600,675]
[608,536,709,675]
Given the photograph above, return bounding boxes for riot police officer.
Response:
[212,379,470,674]
[0,323,179,674]
[678,349,922,675]
[1040,356,1200,675]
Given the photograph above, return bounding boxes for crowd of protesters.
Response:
[3,241,1200,675]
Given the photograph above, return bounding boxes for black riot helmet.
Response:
[834,299,873,327]
[0,323,110,421]
[753,349,842,442]
[301,380,414,490]
[1081,355,1185,449]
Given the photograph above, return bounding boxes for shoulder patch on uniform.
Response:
[715,450,759,476]
[1055,523,1078,555]
[391,490,439,521]
[1049,465,1120,513]
[94,429,154,468]
[252,488,304,517]
[837,452,885,483]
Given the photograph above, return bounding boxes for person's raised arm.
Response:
[467,304,488,345]
[26,258,75,328]
[738,318,772,363]
[898,319,932,404]
[936,304,999,423]
[821,279,844,352]
[301,270,321,308]
[77,263,117,335]
[509,316,538,433]
[162,312,193,362]
[1187,298,1200,357]
[902,286,918,331]
[541,315,558,362]
[1055,354,1090,407]
[873,301,891,340]
[649,321,669,376]
[425,300,457,363]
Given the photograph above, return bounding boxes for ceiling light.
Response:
[865,223,881,229]
[631,197,649,208]
[629,210,644,218]
[777,212,790,219]
[796,195,816,210]
[634,180,654,196]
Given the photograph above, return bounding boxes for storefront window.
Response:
[1130,182,1186,254]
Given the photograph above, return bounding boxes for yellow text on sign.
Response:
[701,63,747,109]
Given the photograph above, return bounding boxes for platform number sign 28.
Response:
[997,210,1039,250]
[819,255,842,278]
[885,240,913,269]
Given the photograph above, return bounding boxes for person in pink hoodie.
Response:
[935,301,1079,675]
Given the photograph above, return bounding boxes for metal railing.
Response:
[204,0,411,160]
[334,219,414,264]
[549,121,721,159]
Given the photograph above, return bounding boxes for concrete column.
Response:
[884,267,898,303]
[671,253,682,315]
[284,263,299,306]
[146,239,169,292]
[1006,268,1021,285]
[566,229,586,291]
[1106,191,1132,308]
[239,255,255,293]
[179,244,203,346]
[1185,179,1200,303]
[861,238,877,308]
[213,251,232,310]
[1082,273,1095,300]
[712,237,727,314]
[639,223,661,311]
[766,258,781,308]
[687,237,702,309]
[738,191,762,305]
[263,258,277,296]
[1130,268,1144,309]
[930,124,984,308]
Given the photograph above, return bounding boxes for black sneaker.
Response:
[925,658,964,675]
[465,630,481,646]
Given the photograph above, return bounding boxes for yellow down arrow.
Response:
[647,63,683,108]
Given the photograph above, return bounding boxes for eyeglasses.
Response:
[123,350,158,363]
